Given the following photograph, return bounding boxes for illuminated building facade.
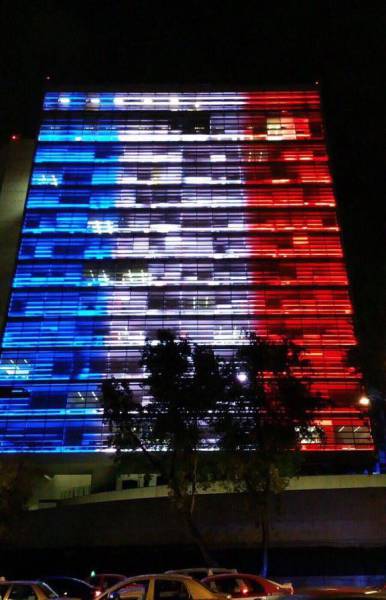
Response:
[0,89,373,454]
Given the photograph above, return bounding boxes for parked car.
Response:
[286,594,386,600]
[86,576,127,596]
[294,590,382,597]
[98,574,221,600]
[202,573,293,599]
[0,580,59,600]
[165,570,237,582]
[41,578,97,600]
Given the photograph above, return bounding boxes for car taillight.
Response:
[280,584,293,595]
[241,588,249,595]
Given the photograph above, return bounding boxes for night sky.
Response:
[0,0,385,391]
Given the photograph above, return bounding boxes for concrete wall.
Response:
[30,474,92,508]
[14,485,386,549]
[42,474,385,506]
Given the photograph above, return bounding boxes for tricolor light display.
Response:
[0,90,373,452]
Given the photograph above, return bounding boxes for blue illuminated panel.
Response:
[0,90,371,453]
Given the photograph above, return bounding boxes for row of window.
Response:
[9,288,352,317]
[0,346,359,382]
[38,113,322,141]
[35,141,328,164]
[0,415,106,451]
[0,375,362,408]
[31,162,331,186]
[26,186,336,209]
[14,259,349,288]
[44,91,321,112]
[0,416,372,452]
[0,382,104,410]
[23,209,338,234]
[3,316,357,349]
[19,234,344,260]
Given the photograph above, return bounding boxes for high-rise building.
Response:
[0,88,373,457]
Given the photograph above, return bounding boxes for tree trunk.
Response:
[183,510,218,567]
[260,479,271,577]
[260,504,270,577]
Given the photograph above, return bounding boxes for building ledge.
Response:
[45,474,386,509]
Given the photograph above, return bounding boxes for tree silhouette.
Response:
[103,329,326,571]
[102,329,225,565]
[214,332,326,575]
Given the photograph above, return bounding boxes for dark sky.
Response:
[0,0,385,390]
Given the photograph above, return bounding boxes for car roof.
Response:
[291,595,386,600]
[203,573,259,580]
[122,575,195,582]
[43,577,92,585]
[91,575,126,578]
[166,569,233,573]
[295,589,379,595]
[101,575,217,600]
[0,582,44,585]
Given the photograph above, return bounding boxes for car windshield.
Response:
[187,580,218,599]
[39,584,58,599]
[44,580,90,595]
[291,596,386,600]
[180,573,207,582]
[208,578,239,595]
[104,579,124,590]
[207,577,264,597]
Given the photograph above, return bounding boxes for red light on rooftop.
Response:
[10,134,20,142]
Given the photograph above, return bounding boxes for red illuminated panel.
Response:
[236,233,344,258]
[247,289,352,314]
[243,90,371,452]
[233,187,336,208]
[300,414,373,451]
[246,260,348,286]
[242,143,328,163]
[211,163,332,184]
[245,210,339,232]
[241,91,321,110]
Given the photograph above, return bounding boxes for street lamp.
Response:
[237,371,248,383]
[358,394,371,407]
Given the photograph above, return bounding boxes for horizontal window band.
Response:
[21,230,342,238]
[23,206,338,213]
[11,284,349,292]
[29,182,333,190]
[15,257,348,264]
[41,108,322,118]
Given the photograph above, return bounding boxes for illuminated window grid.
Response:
[0,89,372,453]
